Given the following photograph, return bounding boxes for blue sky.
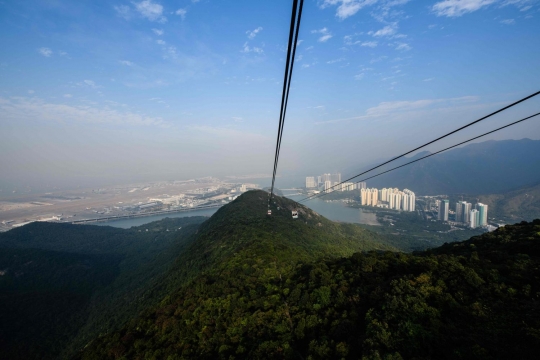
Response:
[1,0,539,192]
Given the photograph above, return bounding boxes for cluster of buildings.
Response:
[437,199,489,228]
[360,188,416,212]
[306,173,366,192]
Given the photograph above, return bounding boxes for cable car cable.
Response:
[297,90,540,203]
[300,111,540,202]
[270,0,298,196]
[273,0,304,191]
[269,0,304,206]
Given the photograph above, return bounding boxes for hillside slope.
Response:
[0,217,207,360]
[78,193,540,359]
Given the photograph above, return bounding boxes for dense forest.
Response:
[75,191,540,359]
[0,191,394,359]
[0,217,208,359]
[1,190,539,359]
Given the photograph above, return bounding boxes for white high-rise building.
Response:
[360,188,368,205]
[381,188,388,202]
[371,189,378,206]
[438,200,449,221]
[456,201,472,223]
[358,182,367,189]
[476,203,488,226]
[403,189,415,211]
[324,180,333,193]
[470,209,480,228]
[456,201,463,223]
[306,177,316,188]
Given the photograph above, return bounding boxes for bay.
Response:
[95,207,218,229]
[286,194,379,226]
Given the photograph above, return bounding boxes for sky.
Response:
[1,0,539,194]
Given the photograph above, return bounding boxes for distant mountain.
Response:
[77,193,540,359]
[343,139,540,195]
[446,181,540,223]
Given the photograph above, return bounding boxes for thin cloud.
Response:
[246,27,263,39]
[175,8,187,19]
[81,80,100,89]
[114,5,131,19]
[316,96,479,124]
[500,18,515,24]
[432,0,496,17]
[312,27,333,42]
[395,42,411,51]
[327,58,345,64]
[241,42,264,54]
[152,28,164,35]
[0,96,167,127]
[134,0,167,22]
[38,47,52,57]
[361,41,378,47]
[119,60,134,66]
[369,24,397,37]
[319,0,378,20]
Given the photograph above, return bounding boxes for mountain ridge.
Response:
[343,139,540,195]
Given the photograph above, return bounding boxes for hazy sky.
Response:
[1,0,539,193]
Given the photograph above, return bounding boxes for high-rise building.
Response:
[358,182,367,189]
[450,201,472,223]
[317,176,322,186]
[476,203,488,226]
[331,173,341,184]
[470,209,480,228]
[360,188,368,205]
[305,176,316,188]
[462,202,472,223]
[322,173,332,183]
[402,194,410,211]
[403,189,415,211]
[371,189,378,206]
[324,181,333,193]
[381,188,388,202]
[455,202,463,223]
[456,201,472,223]
[438,200,449,221]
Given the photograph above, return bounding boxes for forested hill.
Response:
[0,217,208,360]
[0,190,392,360]
[77,194,540,359]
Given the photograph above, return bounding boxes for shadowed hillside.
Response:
[0,217,207,360]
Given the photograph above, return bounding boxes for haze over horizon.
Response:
[1,0,540,194]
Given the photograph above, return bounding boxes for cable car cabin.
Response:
[267,209,272,215]
[292,210,298,219]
